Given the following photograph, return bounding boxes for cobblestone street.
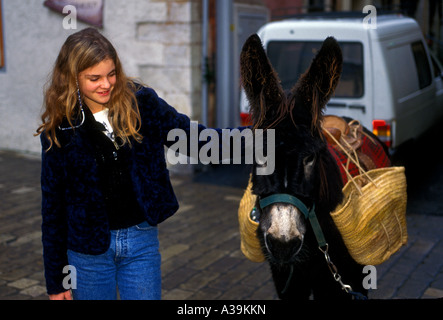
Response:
[0,150,442,300]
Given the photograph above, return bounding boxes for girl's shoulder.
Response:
[134,84,160,110]
[134,83,158,102]
[134,84,168,118]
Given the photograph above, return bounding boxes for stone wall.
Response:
[136,1,202,119]
[0,0,203,154]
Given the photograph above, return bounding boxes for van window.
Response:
[387,44,419,98]
[266,41,364,98]
[411,41,432,89]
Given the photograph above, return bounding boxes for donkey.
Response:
[240,34,371,300]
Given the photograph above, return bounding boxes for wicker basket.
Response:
[330,166,408,265]
[323,127,408,266]
[238,179,266,262]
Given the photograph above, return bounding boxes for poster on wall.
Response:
[44,0,104,28]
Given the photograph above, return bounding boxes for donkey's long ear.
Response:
[240,34,285,129]
[292,37,342,134]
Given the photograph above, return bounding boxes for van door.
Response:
[385,40,435,146]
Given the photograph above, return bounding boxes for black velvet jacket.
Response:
[41,86,238,294]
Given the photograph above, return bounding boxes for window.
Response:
[267,41,364,98]
[387,44,418,98]
[411,41,432,89]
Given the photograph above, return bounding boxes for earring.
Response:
[58,78,85,130]
[76,78,84,111]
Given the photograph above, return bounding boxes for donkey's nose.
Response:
[264,234,304,263]
[266,204,306,242]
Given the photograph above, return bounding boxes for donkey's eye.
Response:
[303,154,316,166]
[303,154,316,178]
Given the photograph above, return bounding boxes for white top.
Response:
[93,108,115,141]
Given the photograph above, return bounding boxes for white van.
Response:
[240,14,443,150]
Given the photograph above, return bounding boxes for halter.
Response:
[259,194,326,248]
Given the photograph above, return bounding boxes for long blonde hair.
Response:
[36,28,142,149]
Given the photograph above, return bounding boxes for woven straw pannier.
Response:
[323,125,408,266]
[238,179,265,262]
[330,166,408,265]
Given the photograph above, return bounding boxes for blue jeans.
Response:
[67,221,161,300]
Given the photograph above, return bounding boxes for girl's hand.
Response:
[49,290,73,300]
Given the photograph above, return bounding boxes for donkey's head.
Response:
[240,34,344,264]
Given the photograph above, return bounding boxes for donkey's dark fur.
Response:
[240,34,367,300]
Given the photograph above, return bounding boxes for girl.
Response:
[36,27,236,300]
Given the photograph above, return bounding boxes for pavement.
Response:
[0,148,442,301]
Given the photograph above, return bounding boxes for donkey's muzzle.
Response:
[264,232,304,264]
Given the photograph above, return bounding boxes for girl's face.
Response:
[78,58,117,113]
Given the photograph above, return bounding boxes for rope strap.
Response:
[307,205,327,248]
[259,194,310,219]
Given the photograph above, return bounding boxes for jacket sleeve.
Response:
[40,133,69,295]
[136,86,251,162]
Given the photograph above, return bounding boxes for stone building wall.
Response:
[0,0,204,154]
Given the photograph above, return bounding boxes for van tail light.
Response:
[372,120,392,148]
[240,112,252,126]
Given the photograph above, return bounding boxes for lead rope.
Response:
[318,244,367,300]
[281,264,294,295]
[310,207,366,299]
